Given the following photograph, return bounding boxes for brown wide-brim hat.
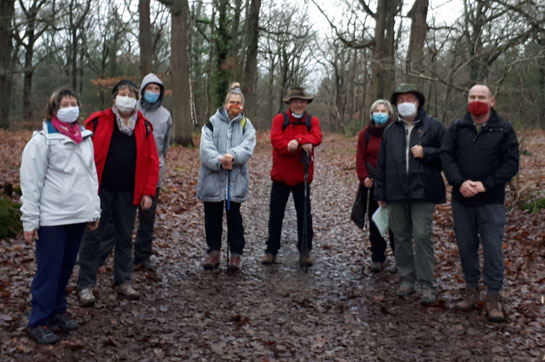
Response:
[283,87,314,104]
[390,83,425,108]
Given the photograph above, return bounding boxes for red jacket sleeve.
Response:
[270,113,293,155]
[297,116,322,146]
[144,122,160,197]
[356,128,369,184]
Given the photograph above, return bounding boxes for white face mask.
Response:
[397,102,417,118]
[116,95,137,112]
[292,112,304,119]
[56,106,80,123]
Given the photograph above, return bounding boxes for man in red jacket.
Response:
[262,87,323,267]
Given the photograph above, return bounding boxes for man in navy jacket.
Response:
[441,84,519,323]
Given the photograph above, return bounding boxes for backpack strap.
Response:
[144,120,151,137]
[93,117,99,132]
[364,128,371,143]
[282,112,312,132]
[282,112,289,131]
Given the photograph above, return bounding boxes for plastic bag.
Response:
[371,206,389,237]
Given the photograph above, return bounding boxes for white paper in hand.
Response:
[371,206,389,237]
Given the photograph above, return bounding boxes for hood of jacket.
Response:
[139,73,165,111]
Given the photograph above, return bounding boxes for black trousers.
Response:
[134,187,160,264]
[266,181,313,254]
[78,189,136,288]
[204,201,245,255]
[365,187,395,263]
[98,187,160,266]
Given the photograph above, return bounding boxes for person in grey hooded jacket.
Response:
[98,73,172,271]
[197,86,256,271]
[133,73,172,269]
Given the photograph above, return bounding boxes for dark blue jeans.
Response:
[452,202,506,293]
[77,189,136,288]
[204,201,245,255]
[266,181,313,255]
[29,223,86,327]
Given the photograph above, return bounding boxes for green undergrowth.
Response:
[0,195,22,240]
[522,197,545,214]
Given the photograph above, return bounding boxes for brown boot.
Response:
[261,253,276,265]
[299,251,313,267]
[227,254,242,272]
[455,286,480,311]
[203,250,220,270]
[485,293,505,323]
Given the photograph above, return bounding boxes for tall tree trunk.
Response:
[230,0,242,81]
[213,0,231,108]
[22,21,37,123]
[170,0,194,146]
[71,27,78,90]
[0,0,15,128]
[139,0,152,79]
[241,0,261,119]
[406,0,428,87]
[372,0,400,100]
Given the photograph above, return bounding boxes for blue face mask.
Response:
[372,112,389,124]
[144,91,160,104]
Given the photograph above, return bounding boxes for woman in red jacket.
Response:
[77,80,159,306]
[356,99,395,272]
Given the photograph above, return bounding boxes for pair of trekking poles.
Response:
[223,151,312,272]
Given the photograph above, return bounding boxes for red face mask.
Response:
[227,104,242,117]
[467,101,489,116]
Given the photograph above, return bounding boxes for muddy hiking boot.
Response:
[115,282,140,300]
[261,253,276,265]
[28,325,59,345]
[370,261,383,273]
[49,313,79,331]
[227,254,242,272]
[419,286,437,305]
[485,293,505,323]
[203,250,220,270]
[396,283,415,298]
[299,251,313,267]
[455,286,480,311]
[78,287,95,307]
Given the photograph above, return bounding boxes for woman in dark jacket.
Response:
[76,80,159,306]
[356,99,395,272]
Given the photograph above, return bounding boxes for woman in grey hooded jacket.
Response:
[197,87,256,271]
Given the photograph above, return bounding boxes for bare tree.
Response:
[14,0,55,123]
[0,0,15,128]
[406,0,428,86]
[241,0,260,119]
[160,0,194,146]
[64,0,91,91]
[139,0,152,78]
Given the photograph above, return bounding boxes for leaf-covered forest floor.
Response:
[1,129,544,361]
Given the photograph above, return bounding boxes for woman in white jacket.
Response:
[20,88,101,344]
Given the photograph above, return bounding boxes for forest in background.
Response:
[0,0,544,144]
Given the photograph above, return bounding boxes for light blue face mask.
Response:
[144,91,160,104]
[372,112,389,124]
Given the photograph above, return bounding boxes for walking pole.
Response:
[363,188,371,231]
[362,187,371,275]
[301,151,310,273]
[226,170,231,267]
